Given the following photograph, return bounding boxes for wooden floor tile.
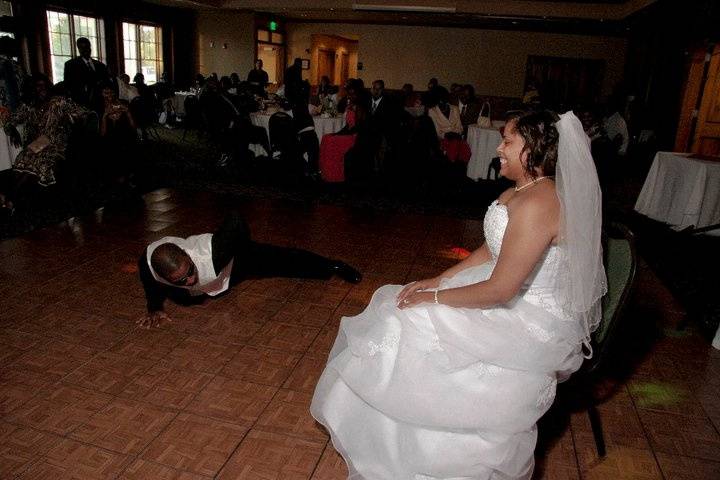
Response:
[216,430,325,480]
[70,398,176,454]
[185,376,277,425]
[8,383,113,435]
[220,345,302,387]
[655,452,720,480]
[310,442,349,480]
[255,389,329,441]
[141,413,247,477]
[19,438,129,479]
[119,364,214,410]
[0,422,63,479]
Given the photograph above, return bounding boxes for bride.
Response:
[311,110,606,479]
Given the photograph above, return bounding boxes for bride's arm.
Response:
[401,197,557,309]
[396,243,490,304]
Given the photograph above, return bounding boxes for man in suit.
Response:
[247,58,269,96]
[63,37,109,111]
[457,84,481,135]
[138,212,361,328]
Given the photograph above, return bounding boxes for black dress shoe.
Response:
[331,261,362,284]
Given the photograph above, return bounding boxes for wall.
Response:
[287,22,627,98]
[195,11,254,78]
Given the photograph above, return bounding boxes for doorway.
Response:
[310,34,358,87]
[318,49,336,84]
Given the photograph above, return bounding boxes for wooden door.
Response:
[318,49,336,84]
[692,45,720,155]
[339,52,349,87]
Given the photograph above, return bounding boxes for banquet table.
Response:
[250,110,345,143]
[466,122,505,181]
[635,152,720,235]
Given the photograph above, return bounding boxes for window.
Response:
[46,10,105,84]
[122,22,163,84]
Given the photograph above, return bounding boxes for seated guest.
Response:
[199,77,266,165]
[449,83,463,105]
[457,84,481,134]
[1,74,87,212]
[138,212,361,328]
[427,77,438,92]
[292,90,320,179]
[401,83,421,108]
[337,78,364,114]
[318,76,337,98]
[426,86,471,164]
[603,100,629,157]
[363,79,401,175]
[99,81,137,185]
[193,73,206,93]
[130,72,157,139]
[229,72,241,94]
[117,73,138,102]
[319,79,367,182]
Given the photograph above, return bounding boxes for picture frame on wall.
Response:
[301,58,310,70]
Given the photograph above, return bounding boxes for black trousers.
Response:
[230,241,334,284]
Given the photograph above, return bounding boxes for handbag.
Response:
[27,134,51,154]
[477,101,492,128]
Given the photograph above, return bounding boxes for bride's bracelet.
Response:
[434,289,440,305]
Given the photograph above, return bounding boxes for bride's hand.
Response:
[397,277,441,306]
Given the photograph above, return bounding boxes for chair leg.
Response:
[587,405,607,458]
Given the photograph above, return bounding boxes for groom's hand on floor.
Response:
[137,311,173,329]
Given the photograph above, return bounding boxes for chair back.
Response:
[586,222,637,374]
[268,111,296,155]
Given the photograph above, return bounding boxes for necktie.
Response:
[85,59,95,72]
[372,101,377,113]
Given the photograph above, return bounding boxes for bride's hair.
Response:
[508,110,560,179]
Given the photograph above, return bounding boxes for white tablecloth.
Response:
[466,124,503,181]
[0,128,21,172]
[635,152,720,235]
[250,111,345,143]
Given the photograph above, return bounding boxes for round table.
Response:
[250,110,345,143]
[635,151,720,235]
[466,124,503,181]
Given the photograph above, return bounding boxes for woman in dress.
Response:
[1,74,86,211]
[311,110,606,479]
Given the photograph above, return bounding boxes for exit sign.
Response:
[269,20,278,31]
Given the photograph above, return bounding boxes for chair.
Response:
[268,111,297,160]
[181,95,203,141]
[566,222,637,458]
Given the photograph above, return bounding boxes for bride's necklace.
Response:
[514,176,552,192]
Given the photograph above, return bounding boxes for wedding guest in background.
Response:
[1,74,87,211]
[247,58,269,96]
[63,37,109,111]
[457,84,481,135]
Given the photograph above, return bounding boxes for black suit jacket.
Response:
[458,99,482,128]
[63,57,109,108]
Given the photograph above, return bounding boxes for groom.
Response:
[137,212,361,328]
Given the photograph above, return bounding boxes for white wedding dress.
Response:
[311,200,589,480]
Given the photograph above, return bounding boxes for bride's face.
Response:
[496,121,528,181]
